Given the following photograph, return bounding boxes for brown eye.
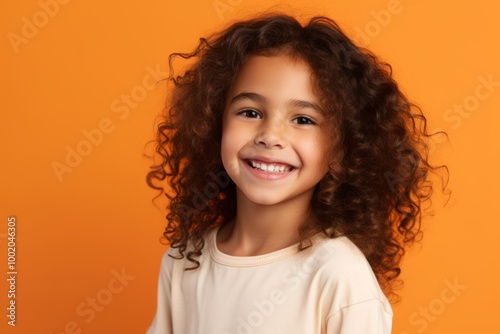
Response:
[237,109,261,119]
[292,116,315,125]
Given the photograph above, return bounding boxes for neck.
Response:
[217,188,314,256]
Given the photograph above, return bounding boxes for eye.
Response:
[292,116,316,125]
[237,109,262,119]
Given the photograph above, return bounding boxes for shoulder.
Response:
[309,235,378,288]
[307,235,373,276]
[305,235,392,314]
[156,247,178,276]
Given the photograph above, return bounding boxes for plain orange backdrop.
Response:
[1,0,499,333]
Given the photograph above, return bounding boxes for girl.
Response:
[146,13,446,334]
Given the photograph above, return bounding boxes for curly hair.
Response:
[146,13,448,300]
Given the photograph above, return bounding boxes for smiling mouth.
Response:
[245,159,295,173]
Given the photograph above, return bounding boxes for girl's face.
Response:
[221,54,331,207]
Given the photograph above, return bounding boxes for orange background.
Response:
[1,0,499,333]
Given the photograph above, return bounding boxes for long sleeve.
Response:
[326,299,392,334]
[146,250,174,334]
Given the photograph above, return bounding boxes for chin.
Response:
[240,191,286,206]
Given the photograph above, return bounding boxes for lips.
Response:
[245,159,295,173]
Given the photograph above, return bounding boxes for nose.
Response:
[254,119,286,149]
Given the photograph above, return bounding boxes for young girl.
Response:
[146,13,446,334]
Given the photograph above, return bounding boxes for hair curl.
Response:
[146,13,448,300]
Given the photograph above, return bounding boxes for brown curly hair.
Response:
[146,13,448,300]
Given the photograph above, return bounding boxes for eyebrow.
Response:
[229,92,323,113]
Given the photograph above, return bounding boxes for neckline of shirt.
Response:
[208,225,326,267]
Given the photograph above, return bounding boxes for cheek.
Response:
[220,129,232,165]
[297,133,331,172]
[221,122,244,174]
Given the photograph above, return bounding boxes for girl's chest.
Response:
[173,260,329,334]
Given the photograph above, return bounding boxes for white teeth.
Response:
[249,160,292,173]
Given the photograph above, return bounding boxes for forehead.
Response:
[226,55,320,104]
